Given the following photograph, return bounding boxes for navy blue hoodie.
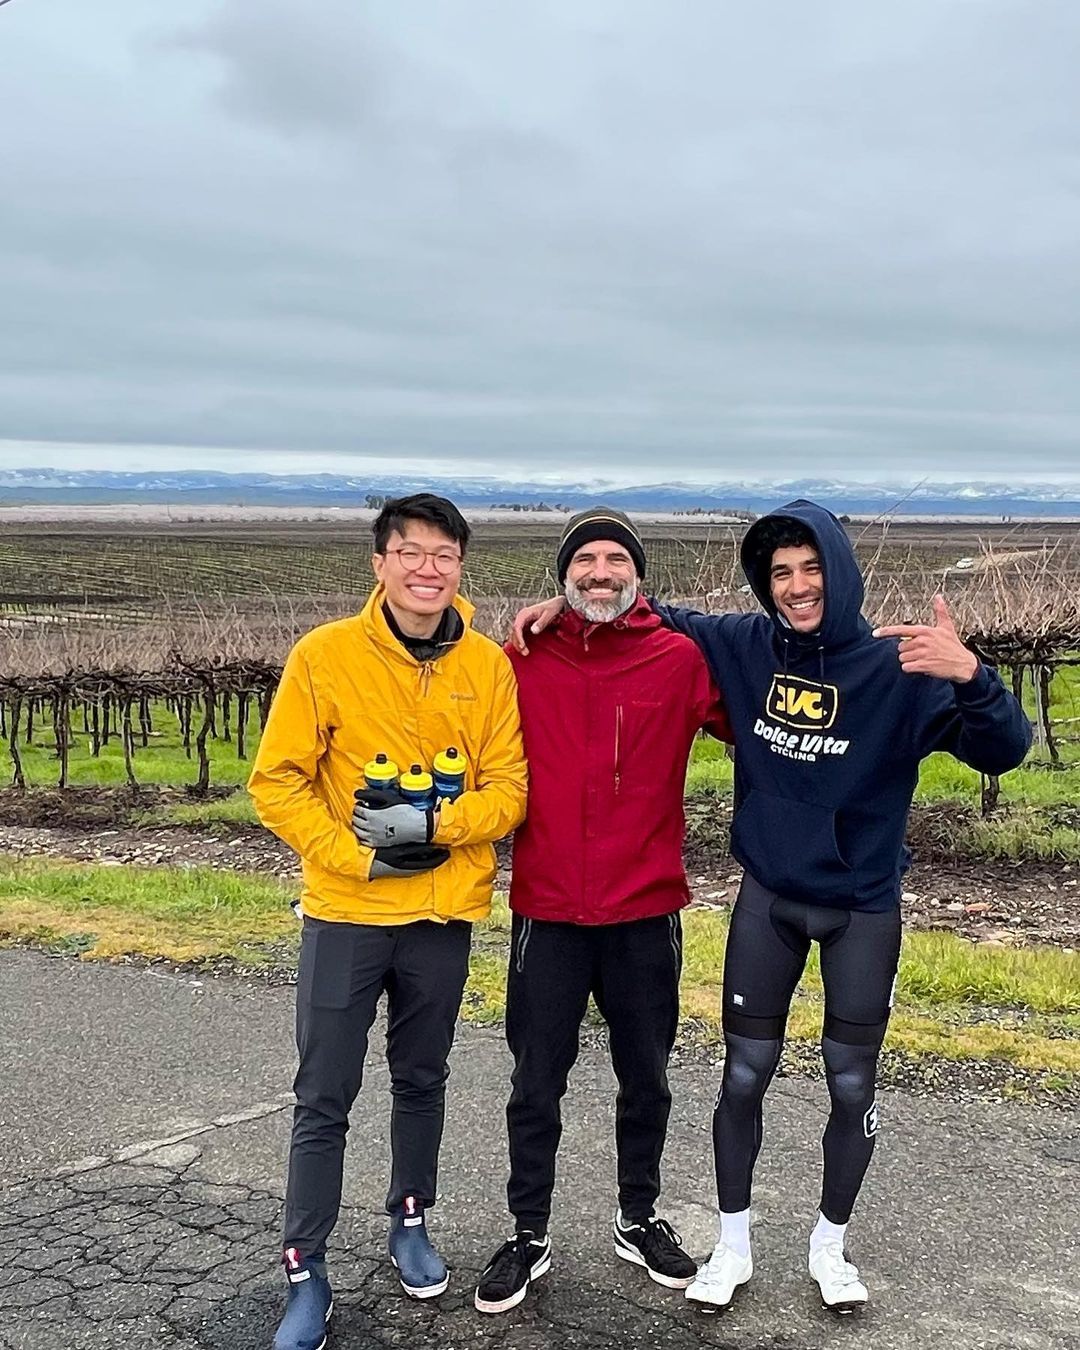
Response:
[658,500,1031,911]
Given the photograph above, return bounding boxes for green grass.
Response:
[1,863,1075,1083]
[135,790,259,828]
[685,736,734,795]
[6,698,262,789]
[0,856,295,962]
[950,815,1080,861]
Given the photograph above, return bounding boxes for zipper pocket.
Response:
[614,704,622,793]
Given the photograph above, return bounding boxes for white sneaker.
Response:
[809,1240,869,1312]
[684,1242,753,1311]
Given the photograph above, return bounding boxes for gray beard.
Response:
[565,577,638,624]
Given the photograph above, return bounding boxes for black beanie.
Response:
[556,508,646,584]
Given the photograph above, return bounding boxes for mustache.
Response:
[577,579,628,593]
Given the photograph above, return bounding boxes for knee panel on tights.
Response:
[821,1036,879,1125]
[719,1032,784,1103]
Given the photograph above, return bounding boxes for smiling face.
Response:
[770,544,824,633]
[564,539,638,623]
[371,520,462,626]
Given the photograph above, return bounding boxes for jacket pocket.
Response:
[614,700,666,795]
[731,789,855,901]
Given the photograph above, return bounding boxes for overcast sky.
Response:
[2,0,1079,486]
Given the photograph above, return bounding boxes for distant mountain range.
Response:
[2,467,1080,516]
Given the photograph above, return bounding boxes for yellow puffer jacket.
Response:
[248,587,527,925]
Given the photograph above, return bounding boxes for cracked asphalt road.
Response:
[2,949,1077,1349]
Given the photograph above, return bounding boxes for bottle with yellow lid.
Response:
[399,763,436,811]
[363,752,399,792]
[432,746,468,801]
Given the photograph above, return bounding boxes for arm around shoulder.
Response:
[689,648,734,743]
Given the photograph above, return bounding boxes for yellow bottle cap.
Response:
[433,747,467,775]
[400,764,434,792]
[364,753,399,782]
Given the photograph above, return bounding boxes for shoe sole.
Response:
[612,1230,695,1289]
[685,1269,753,1312]
[473,1250,552,1315]
[810,1264,869,1314]
[389,1257,450,1300]
[818,1292,868,1315]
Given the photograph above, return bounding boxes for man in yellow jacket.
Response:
[249,493,527,1350]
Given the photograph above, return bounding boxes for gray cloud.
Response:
[1,0,1079,482]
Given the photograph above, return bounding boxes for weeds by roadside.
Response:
[4,861,1073,1098]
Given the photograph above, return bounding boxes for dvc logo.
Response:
[766,675,839,730]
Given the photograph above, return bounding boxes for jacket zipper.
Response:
[614,704,622,793]
[419,661,435,696]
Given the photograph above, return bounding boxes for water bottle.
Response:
[363,752,400,792]
[399,764,436,812]
[432,746,468,802]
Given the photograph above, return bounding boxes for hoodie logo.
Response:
[767,675,839,730]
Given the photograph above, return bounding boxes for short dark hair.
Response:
[745,516,816,575]
[372,493,470,555]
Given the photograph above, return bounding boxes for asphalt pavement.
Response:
[1,948,1077,1350]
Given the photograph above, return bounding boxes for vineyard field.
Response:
[1,517,1078,615]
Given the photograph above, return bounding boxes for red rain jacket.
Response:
[506,595,732,925]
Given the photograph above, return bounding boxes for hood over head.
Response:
[740,499,868,649]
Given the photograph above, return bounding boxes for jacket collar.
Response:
[359,584,473,663]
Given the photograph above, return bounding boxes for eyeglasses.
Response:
[384,546,463,575]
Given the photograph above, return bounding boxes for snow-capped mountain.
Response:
[1,468,1080,515]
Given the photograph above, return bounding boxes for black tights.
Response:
[714,1031,882,1223]
[712,876,900,1224]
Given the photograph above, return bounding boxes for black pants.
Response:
[505,912,683,1230]
[283,915,472,1259]
[714,874,901,1223]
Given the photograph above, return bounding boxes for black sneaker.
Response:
[613,1211,696,1289]
[474,1230,552,1314]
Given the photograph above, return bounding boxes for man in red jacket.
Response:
[474,508,731,1315]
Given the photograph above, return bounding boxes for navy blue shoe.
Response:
[388,1197,449,1299]
[274,1248,333,1350]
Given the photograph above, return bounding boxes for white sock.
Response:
[719,1208,751,1258]
[810,1212,847,1253]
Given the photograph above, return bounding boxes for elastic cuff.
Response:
[723,1008,787,1040]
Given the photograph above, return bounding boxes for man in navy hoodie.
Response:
[511,500,1030,1314]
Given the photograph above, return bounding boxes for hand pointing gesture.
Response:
[873,595,980,683]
